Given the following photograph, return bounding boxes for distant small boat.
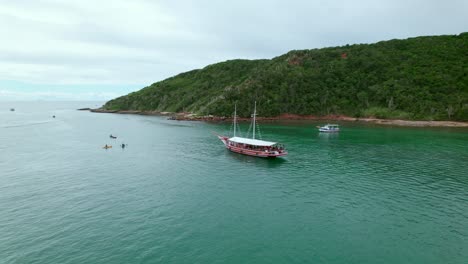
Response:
[103,145,112,149]
[10,108,15,111]
[318,124,340,133]
[109,135,117,139]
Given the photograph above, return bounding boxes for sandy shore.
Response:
[88,109,468,127]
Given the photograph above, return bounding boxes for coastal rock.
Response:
[88,109,468,127]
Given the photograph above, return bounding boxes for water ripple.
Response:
[0,104,467,264]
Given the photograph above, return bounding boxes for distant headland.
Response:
[95,33,467,125]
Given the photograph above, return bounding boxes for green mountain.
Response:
[103,33,468,121]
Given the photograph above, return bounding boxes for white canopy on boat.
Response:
[228,137,277,146]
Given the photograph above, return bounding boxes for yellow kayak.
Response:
[103,146,112,149]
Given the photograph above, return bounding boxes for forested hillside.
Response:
[103,33,468,121]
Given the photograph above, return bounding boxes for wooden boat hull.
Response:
[218,136,287,158]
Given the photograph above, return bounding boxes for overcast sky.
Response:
[0,0,466,101]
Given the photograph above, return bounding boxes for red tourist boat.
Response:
[216,102,288,158]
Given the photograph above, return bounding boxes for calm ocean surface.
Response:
[1,101,467,264]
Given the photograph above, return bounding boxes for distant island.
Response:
[100,33,467,123]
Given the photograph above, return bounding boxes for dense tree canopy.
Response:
[103,33,468,121]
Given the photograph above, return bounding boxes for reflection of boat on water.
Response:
[318,124,340,133]
[318,131,339,140]
[225,150,287,168]
[216,102,288,158]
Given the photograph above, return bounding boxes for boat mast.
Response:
[233,103,237,137]
[252,101,256,139]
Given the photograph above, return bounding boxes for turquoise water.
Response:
[1,102,467,264]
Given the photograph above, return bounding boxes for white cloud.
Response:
[0,0,466,99]
[0,88,120,101]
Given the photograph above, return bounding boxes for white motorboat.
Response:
[318,124,340,133]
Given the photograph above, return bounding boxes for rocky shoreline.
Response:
[86,109,468,127]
